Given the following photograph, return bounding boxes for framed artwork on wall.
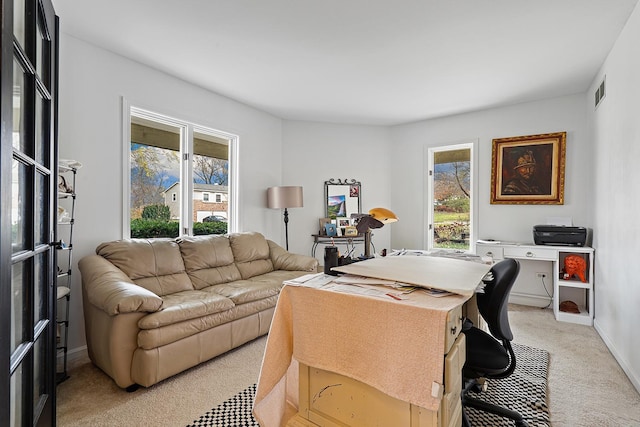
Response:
[325,179,361,219]
[327,195,347,219]
[490,132,566,205]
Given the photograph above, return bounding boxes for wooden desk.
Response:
[253,257,491,427]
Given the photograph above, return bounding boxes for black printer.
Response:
[533,225,591,247]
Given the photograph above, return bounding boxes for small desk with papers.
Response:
[253,256,491,427]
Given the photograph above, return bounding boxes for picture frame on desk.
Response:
[344,226,358,237]
[336,217,351,228]
[324,223,338,237]
[330,219,343,236]
[319,218,331,235]
[490,131,566,205]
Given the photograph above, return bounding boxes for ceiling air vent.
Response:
[595,76,606,109]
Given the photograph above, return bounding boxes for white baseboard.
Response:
[57,345,89,367]
[594,319,640,395]
[509,291,553,308]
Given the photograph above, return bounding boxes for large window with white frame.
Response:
[425,141,477,251]
[124,104,238,238]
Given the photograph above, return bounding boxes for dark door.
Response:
[1,0,58,425]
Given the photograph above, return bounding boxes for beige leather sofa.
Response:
[78,231,318,389]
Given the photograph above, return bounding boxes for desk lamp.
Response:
[354,207,398,257]
[267,186,304,251]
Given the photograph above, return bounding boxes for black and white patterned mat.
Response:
[187,343,549,427]
[466,343,550,427]
[187,384,258,427]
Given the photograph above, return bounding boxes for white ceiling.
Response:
[53,0,638,126]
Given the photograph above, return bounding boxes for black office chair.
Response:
[461,258,528,427]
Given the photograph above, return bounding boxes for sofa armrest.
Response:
[78,255,163,315]
[267,240,319,271]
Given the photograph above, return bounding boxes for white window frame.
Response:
[203,192,210,202]
[424,140,478,252]
[122,98,239,237]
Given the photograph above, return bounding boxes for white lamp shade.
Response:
[267,186,304,209]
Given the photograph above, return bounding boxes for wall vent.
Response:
[595,75,606,109]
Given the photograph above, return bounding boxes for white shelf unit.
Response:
[554,249,594,326]
[476,242,594,325]
[56,164,77,383]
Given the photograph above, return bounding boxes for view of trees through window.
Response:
[431,147,472,250]
[129,110,231,238]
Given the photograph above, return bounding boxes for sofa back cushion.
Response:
[229,232,274,279]
[178,235,242,290]
[96,239,192,296]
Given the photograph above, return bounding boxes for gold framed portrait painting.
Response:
[490,132,566,205]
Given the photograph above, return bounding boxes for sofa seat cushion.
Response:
[96,239,192,296]
[230,232,274,279]
[204,270,312,304]
[138,290,235,330]
[137,295,278,349]
[178,235,243,290]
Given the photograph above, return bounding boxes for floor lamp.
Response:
[267,186,304,251]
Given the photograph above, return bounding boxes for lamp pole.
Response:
[283,208,290,250]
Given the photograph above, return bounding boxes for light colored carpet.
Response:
[56,338,267,427]
[508,305,640,426]
[57,305,640,426]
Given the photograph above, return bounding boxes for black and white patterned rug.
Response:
[466,343,550,427]
[187,384,258,427]
[187,343,549,427]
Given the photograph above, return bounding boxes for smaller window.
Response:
[215,194,221,203]
[203,193,209,202]
[425,142,475,252]
[172,193,177,202]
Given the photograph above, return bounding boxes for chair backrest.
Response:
[477,258,520,342]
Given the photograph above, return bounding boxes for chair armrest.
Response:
[268,240,319,271]
[78,255,163,315]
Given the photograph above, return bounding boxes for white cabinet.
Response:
[476,242,594,325]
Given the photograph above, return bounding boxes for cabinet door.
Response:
[0,0,59,425]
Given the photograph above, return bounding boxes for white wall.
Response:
[589,2,640,392]
[390,94,592,248]
[281,121,392,262]
[58,34,286,353]
[389,94,592,304]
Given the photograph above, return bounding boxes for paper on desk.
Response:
[323,283,406,300]
[333,274,397,286]
[283,273,335,288]
[389,249,431,256]
[335,275,453,298]
[284,273,319,284]
[332,256,491,298]
[284,273,411,300]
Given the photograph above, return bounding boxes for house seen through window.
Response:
[128,107,235,238]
